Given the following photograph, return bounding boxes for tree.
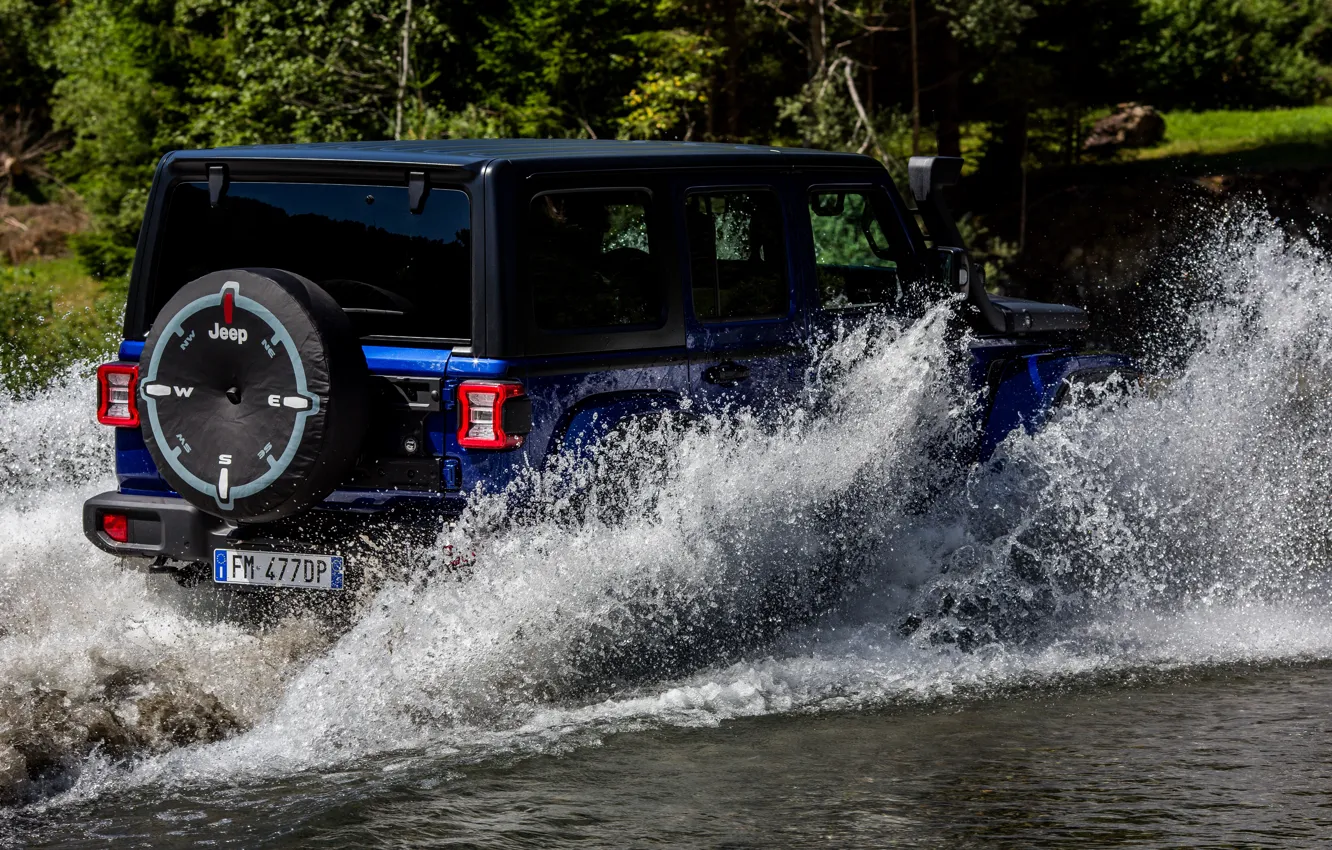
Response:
[8,0,1332,269]
[48,0,225,254]
[758,0,913,163]
[617,23,719,140]
[187,0,450,145]
[464,0,654,138]
[0,0,61,118]
[1135,0,1332,109]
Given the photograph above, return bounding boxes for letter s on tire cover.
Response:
[138,268,368,522]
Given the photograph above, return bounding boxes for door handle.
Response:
[703,361,750,387]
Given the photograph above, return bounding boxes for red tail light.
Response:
[457,381,532,449]
[101,512,129,543]
[97,363,140,427]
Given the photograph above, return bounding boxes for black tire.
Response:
[138,268,368,522]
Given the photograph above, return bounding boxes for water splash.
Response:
[109,304,969,780]
[0,374,332,801]
[900,212,1332,648]
[0,367,113,505]
[2,213,1332,811]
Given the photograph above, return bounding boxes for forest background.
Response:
[4,0,1332,390]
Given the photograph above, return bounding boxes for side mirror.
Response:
[810,193,845,217]
[935,246,969,292]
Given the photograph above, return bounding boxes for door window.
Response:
[685,191,788,322]
[527,189,663,331]
[808,190,909,310]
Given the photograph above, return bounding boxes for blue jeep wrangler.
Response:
[82,140,1132,592]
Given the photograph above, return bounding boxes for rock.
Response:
[5,689,84,778]
[1084,102,1166,153]
[135,689,241,750]
[0,675,245,805]
[69,704,138,760]
[0,744,28,802]
[96,663,148,703]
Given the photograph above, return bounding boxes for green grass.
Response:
[1131,105,1332,159]
[9,256,104,311]
[0,257,123,395]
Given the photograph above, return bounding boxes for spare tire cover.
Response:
[138,268,368,522]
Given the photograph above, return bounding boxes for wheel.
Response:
[138,268,369,522]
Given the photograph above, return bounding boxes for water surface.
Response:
[18,662,1332,847]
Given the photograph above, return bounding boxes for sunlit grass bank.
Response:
[951,105,1332,173]
[1133,105,1332,159]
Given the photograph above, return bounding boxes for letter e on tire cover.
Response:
[138,268,368,522]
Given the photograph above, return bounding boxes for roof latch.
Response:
[207,164,229,207]
[408,171,429,214]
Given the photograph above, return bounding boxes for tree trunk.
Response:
[1063,104,1077,167]
[910,0,920,154]
[394,0,413,140]
[702,0,716,139]
[706,75,717,140]
[808,0,826,78]
[724,0,741,138]
[866,29,874,113]
[936,24,961,157]
[1008,108,1029,254]
[843,60,885,163]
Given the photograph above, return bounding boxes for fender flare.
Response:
[545,390,688,467]
[981,352,1140,459]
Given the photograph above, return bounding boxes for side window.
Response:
[808,190,909,310]
[528,189,663,331]
[685,190,788,322]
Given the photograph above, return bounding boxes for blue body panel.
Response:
[521,353,691,464]
[115,427,171,495]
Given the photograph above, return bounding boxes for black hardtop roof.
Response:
[165,138,884,172]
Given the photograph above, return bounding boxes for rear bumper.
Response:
[84,491,233,563]
[83,490,451,566]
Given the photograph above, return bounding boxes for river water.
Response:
[3,216,1332,847]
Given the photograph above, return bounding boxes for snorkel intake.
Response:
[908,155,1089,337]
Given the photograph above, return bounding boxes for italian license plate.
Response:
[213,548,344,590]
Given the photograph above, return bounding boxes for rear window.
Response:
[151,182,471,341]
[525,189,665,332]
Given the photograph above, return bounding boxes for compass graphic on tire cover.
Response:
[140,280,320,512]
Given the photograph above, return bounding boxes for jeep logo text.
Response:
[208,323,248,344]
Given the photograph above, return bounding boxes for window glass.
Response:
[686,191,788,321]
[527,190,663,331]
[154,182,471,340]
[808,190,909,310]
